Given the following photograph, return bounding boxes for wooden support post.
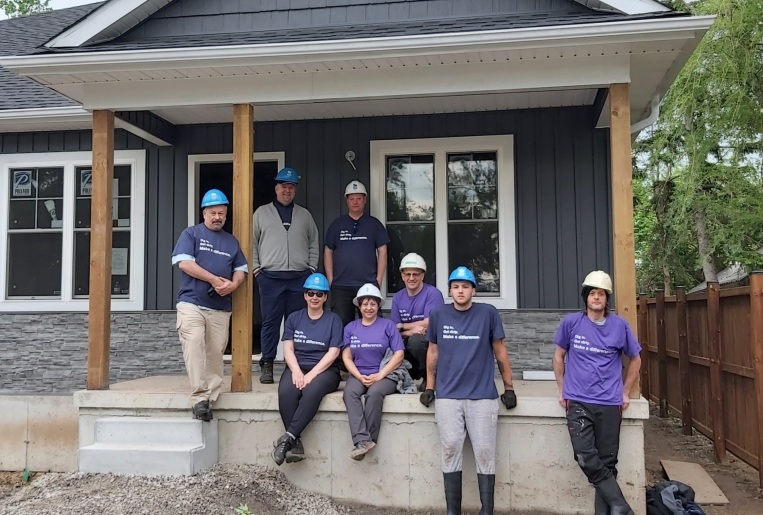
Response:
[676,286,692,435]
[707,281,726,463]
[231,104,254,393]
[750,272,763,486]
[87,110,115,390]
[637,294,651,401]
[655,290,668,417]
[609,83,639,399]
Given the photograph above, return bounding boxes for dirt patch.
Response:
[645,404,763,514]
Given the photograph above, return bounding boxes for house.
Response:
[0,1,712,512]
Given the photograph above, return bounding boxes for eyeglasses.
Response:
[402,272,423,279]
[306,291,325,298]
[352,220,359,234]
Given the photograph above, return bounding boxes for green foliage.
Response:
[233,505,253,515]
[0,0,49,17]
[634,0,763,293]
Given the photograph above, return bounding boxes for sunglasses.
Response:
[306,291,326,298]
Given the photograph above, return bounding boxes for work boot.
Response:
[260,361,274,384]
[594,489,609,515]
[595,476,635,515]
[349,440,376,461]
[272,433,295,466]
[442,471,462,515]
[191,401,212,422]
[286,438,305,463]
[477,473,495,515]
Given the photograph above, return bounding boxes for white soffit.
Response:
[46,0,173,48]
[574,0,671,14]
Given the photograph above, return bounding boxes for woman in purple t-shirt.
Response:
[342,283,405,461]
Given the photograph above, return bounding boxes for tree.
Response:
[0,0,50,18]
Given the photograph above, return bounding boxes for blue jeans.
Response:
[256,272,309,363]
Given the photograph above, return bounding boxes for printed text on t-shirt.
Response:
[293,330,326,347]
[199,238,232,258]
[339,229,368,242]
[572,334,610,354]
[441,325,480,340]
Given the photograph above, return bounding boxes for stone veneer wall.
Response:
[0,310,570,393]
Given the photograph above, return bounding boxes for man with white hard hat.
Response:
[553,270,641,515]
[324,180,389,326]
[390,252,444,388]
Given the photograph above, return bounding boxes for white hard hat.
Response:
[582,270,613,294]
[353,283,383,306]
[399,253,427,272]
[345,180,368,196]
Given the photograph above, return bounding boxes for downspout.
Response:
[631,95,661,134]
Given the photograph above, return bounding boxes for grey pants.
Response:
[435,398,499,474]
[343,376,397,445]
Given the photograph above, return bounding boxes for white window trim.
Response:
[186,152,285,227]
[370,135,517,310]
[0,150,146,312]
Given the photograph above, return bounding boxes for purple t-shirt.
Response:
[554,312,642,406]
[343,317,404,375]
[390,283,445,324]
[282,309,343,368]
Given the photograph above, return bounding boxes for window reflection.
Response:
[447,153,497,221]
[386,155,434,222]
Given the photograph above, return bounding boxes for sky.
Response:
[0,0,101,20]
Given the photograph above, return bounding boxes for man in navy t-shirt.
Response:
[171,189,248,422]
[324,180,390,325]
[553,270,641,515]
[420,266,517,515]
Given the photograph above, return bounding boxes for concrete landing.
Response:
[79,416,218,476]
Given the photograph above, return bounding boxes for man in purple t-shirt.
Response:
[390,253,444,387]
[553,270,641,515]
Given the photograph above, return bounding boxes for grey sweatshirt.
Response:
[252,202,319,272]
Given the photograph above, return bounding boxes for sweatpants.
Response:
[343,376,397,445]
[435,398,499,474]
[176,302,232,405]
[566,401,622,485]
[257,272,309,363]
[330,286,359,327]
[278,366,340,439]
[404,334,428,380]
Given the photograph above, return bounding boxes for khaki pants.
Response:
[176,302,231,405]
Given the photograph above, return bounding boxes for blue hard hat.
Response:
[200,189,229,208]
[303,272,330,292]
[275,167,300,185]
[448,266,477,287]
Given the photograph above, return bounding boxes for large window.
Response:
[371,136,516,309]
[0,151,146,311]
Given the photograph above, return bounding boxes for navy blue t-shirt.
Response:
[426,303,505,400]
[282,309,344,367]
[324,214,390,288]
[171,223,248,312]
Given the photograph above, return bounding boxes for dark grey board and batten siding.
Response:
[0,106,611,311]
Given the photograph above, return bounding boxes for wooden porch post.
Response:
[87,110,115,390]
[231,104,254,392]
[749,272,763,486]
[609,83,639,398]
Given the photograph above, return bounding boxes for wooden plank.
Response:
[676,286,692,435]
[750,272,763,486]
[656,289,668,417]
[609,83,638,398]
[87,110,114,391]
[638,294,650,400]
[707,281,726,462]
[660,460,729,505]
[231,104,254,393]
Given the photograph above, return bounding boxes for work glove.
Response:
[419,389,435,407]
[501,389,517,410]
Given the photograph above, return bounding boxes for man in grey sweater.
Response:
[253,167,319,384]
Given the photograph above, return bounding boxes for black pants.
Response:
[404,334,428,380]
[330,286,359,327]
[566,401,622,485]
[278,366,340,439]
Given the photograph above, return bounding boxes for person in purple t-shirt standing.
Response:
[390,253,444,388]
[553,270,641,515]
[341,283,404,461]
[171,189,248,422]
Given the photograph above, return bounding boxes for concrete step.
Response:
[79,417,218,476]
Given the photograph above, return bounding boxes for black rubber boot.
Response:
[271,433,295,466]
[595,477,634,515]
[443,471,462,515]
[594,489,609,515]
[260,361,274,384]
[477,473,495,515]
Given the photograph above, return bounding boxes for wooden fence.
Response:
[638,273,763,486]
